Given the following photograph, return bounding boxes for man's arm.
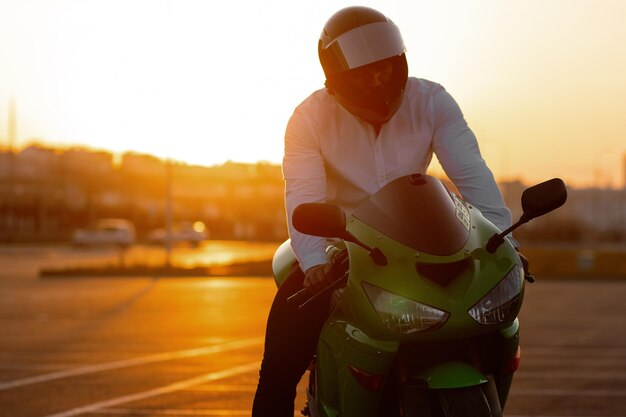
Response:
[430,85,515,238]
[282,109,329,272]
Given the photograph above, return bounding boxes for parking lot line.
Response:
[90,409,251,415]
[42,361,260,417]
[0,337,263,391]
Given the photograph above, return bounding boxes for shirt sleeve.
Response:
[282,109,330,271]
[430,85,517,244]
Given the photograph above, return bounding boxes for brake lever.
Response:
[287,250,349,309]
[287,286,311,306]
[293,273,348,310]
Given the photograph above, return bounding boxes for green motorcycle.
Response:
[272,173,567,417]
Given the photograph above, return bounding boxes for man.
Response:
[252,6,518,416]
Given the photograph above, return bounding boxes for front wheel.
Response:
[435,386,492,417]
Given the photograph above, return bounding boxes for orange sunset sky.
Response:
[1,0,625,188]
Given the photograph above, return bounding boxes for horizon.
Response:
[4,140,623,191]
[1,0,625,189]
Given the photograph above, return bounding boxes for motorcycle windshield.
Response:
[352,175,470,256]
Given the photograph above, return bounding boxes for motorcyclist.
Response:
[252,6,521,416]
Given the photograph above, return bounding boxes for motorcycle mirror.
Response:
[292,203,388,266]
[293,203,347,238]
[521,178,568,221]
[486,178,568,254]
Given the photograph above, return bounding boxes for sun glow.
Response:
[1,0,625,187]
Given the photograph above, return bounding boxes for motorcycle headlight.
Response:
[362,282,449,334]
[468,266,523,325]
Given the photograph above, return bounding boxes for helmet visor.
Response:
[327,54,408,122]
[321,21,405,77]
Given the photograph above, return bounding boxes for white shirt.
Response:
[283,77,513,272]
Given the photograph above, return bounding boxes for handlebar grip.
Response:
[287,249,349,309]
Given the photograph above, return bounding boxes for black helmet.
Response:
[318,6,408,124]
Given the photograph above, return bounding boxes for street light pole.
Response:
[165,159,173,269]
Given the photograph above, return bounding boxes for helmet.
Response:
[318,6,408,124]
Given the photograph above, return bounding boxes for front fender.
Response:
[413,361,488,389]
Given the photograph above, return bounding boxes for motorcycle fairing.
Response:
[315,310,399,417]
[352,175,470,256]
[339,212,521,342]
[272,239,297,288]
[314,311,520,416]
[411,361,488,389]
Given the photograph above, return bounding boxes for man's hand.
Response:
[303,263,333,293]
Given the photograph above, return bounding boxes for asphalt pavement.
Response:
[1,245,625,417]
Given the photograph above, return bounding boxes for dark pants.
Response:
[252,265,332,417]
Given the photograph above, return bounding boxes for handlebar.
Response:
[287,274,348,310]
[287,250,349,310]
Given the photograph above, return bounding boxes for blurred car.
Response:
[72,218,136,247]
[147,221,208,245]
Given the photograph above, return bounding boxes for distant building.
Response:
[0,143,624,244]
[0,145,289,242]
[499,179,626,243]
